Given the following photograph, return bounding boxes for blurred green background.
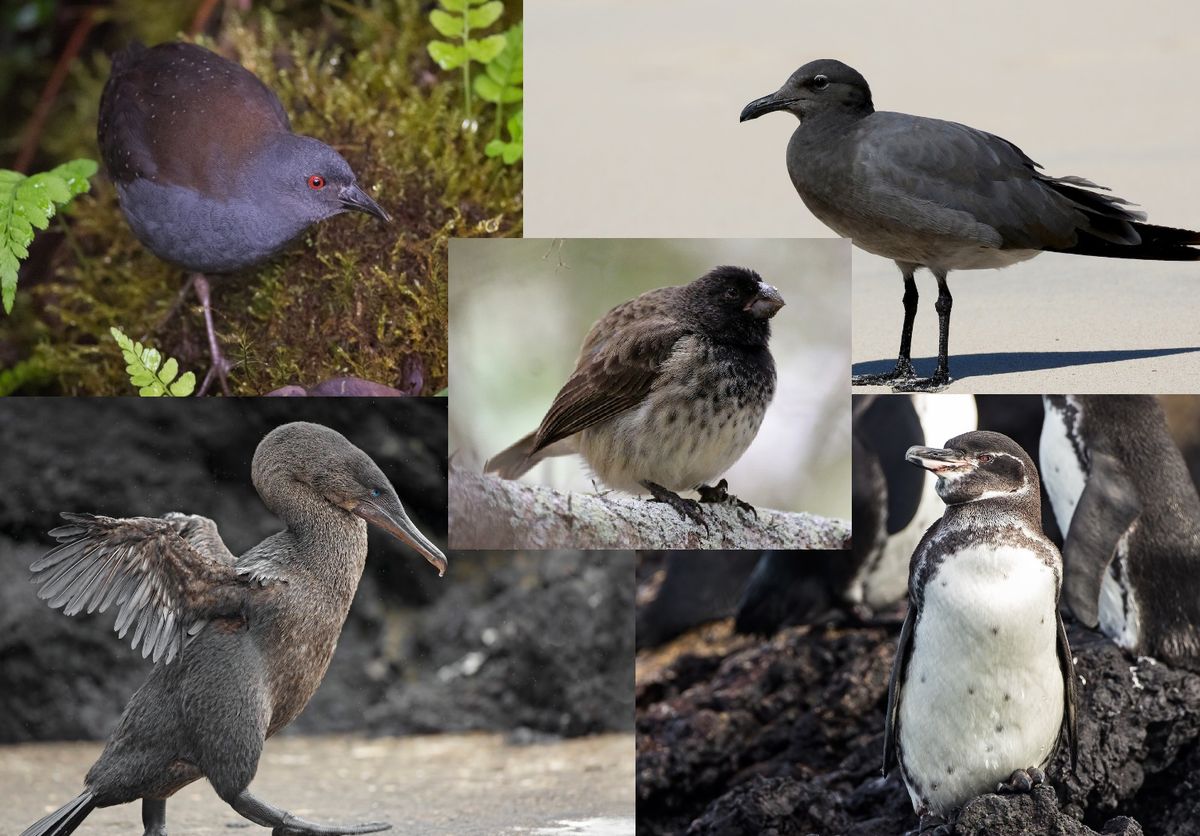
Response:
[449,238,851,520]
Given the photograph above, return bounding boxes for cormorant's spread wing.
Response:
[883,602,916,776]
[30,512,264,665]
[1061,450,1142,628]
[1057,610,1079,772]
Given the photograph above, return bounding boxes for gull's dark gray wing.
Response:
[849,112,1158,252]
[30,512,269,664]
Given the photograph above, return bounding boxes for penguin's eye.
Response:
[308,174,326,190]
[978,454,994,464]
[811,74,830,91]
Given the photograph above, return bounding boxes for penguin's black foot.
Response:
[851,358,917,386]
[996,765,1046,794]
[697,479,758,520]
[892,370,951,393]
[642,481,708,529]
[271,817,391,836]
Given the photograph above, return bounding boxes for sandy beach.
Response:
[3,733,635,836]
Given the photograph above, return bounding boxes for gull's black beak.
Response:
[745,283,785,319]
[740,90,795,122]
[339,183,391,223]
[906,446,971,474]
[353,495,447,576]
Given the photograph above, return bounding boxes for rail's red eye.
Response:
[308,174,326,190]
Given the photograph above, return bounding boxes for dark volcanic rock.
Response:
[636,589,1200,835]
[367,551,636,737]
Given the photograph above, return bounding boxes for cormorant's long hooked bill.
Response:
[905,446,971,474]
[353,497,447,576]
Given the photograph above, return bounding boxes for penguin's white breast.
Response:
[899,544,1063,816]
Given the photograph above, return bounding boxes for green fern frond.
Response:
[110,326,196,397]
[0,159,98,314]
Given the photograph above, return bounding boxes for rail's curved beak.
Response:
[354,495,447,576]
[340,183,391,223]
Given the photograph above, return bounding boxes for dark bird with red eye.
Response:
[97,42,390,395]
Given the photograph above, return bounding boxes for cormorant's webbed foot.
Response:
[232,789,390,835]
[142,799,167,836]
[696,479,758,520]
[642,481,708,529]
[851,357,918,387]
[891,368,951,393]
[996,765,1046,794]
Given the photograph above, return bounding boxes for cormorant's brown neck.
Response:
[250,467,369,601]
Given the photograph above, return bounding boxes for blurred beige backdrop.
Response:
[449,238,851,519]
[525,0,1200,391]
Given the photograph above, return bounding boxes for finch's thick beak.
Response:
[739,90,795,122]
[746,283,785,319]
[340,183,391,223]
[353,495,447,576]
[905,446,971,474]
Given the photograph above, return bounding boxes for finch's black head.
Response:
[740,59,873,124]
[906,430,1038,508]
[681,266,784,348]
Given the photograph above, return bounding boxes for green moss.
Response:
[3,3,520,395]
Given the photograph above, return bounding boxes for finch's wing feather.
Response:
[529,294,686,454]
[31,512,268,664]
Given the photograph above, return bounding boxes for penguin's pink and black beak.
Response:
[353,494,447,576]
[906,446,972,474]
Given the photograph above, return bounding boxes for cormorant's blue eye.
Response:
[370,488,381,497]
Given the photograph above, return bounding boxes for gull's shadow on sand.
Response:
[852,347,1200,382]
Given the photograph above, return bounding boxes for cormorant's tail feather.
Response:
[21,790,96,836]
[1055,220,1200,261]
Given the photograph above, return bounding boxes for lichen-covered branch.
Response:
[449,469,851,550]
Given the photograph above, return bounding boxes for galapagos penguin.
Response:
[884,430,1077,828]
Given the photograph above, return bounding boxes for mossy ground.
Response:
[1,2,521,395]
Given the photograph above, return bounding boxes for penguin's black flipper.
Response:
[883,602,916,776]
[1056,610,1078,773]
[1062,451,1142,627]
